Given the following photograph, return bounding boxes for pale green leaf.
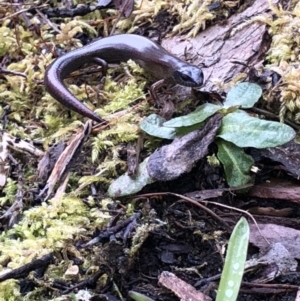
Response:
[129,291,155,301]
[163,103,222,127]
[224,82,262,108]
[217,140,253,187]
[140,114,176,139]
[108,158,155,197]
[216,217,249,301]
[218,110,295,148]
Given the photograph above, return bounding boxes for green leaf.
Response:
[163,103,222,127]
[129,291,155,301]
[218,110,295,148]
[217,140,253,187]
[108,158,155,197]
[224,82,262,108]
[175,122,204,136]
[140,114,176,139]
[216,217,249,301]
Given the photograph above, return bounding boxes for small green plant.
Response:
[141,82,295,186]
[216,217,249,301]
[109,82,295,196]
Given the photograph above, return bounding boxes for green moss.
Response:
[266,2,300,122]
[0,178,17,206]
[0,280,22,301]
[0,197,88,265]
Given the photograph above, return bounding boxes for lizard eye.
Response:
[173,67,204,87]
[173,70,192,85]
[178,73,191,82]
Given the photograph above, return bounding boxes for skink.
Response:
[44,34,204,123]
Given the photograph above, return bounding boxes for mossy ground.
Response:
[0,0,299,300]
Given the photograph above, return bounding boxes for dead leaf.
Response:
[39,121,92,200]
[158,271,211,301]
[147,114,222,181]
[250,223,300,259]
